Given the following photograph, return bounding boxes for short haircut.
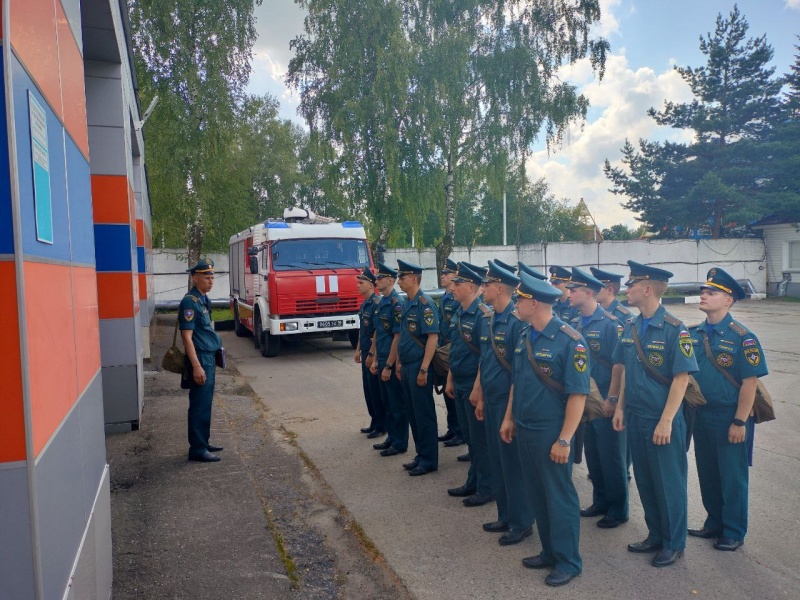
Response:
[650,280,668,298]
[607,282,621,295]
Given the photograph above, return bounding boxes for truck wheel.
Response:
[254,312,262,350]
[233,304,248,337]
[255,316,281,357]
[348,329,359,349]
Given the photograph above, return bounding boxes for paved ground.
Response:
[227,299,800,600]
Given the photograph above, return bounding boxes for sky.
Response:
[249,0,800,230]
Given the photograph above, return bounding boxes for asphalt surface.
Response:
[227,299,800,600]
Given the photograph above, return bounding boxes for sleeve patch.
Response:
[745,348,761,366]
[184,309,194,321]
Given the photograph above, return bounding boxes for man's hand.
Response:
[445,379,455,398]
[612,406,625,432]
[370,362,379,375]
[381,366,391,382]
[395,363,403,380]
[653,418,672,445]
[192,363,206,385]
[354,350,361,363]
[416,369,428,387]
[365,354,373,369]
[603,399,616,418]
[469,387,482,408]
[500,417,516,444]
[728,423,746,444]
[550,442,570,464]
[475,400,485,421]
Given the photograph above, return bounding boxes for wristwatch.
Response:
[419,368,428,374]
[733,418,747,427]
[558,438,570,447]
[607,396,618,404]
[384,364,393,370]
[368,352,375,357]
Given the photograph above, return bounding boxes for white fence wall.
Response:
[153,250,230,304]
[384,239,767,292]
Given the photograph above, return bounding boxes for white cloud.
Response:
[526,52,695,229]
[785,0,800,10]
[596,0,623,38]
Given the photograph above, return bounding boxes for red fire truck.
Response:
[228,208,373,357]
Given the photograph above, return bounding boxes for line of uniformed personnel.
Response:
[353,258,768,587]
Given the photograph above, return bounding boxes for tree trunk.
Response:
[712,198,723,239]
[435,153,456,282]
[187,192,204,280]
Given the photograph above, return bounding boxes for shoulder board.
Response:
[616,305,631,316]
[390,295,399,304]
[183,294,200,304]
[478,303,493,316]
[372,296,381,304]
[603,311,618,321]
[419,294,429,305]
[559,324,582,341]
[729,320,748,336]
[663,314,682,327]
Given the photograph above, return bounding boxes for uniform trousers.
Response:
[401,359,438,470]
[628,412,688,551]
[516,423,582,575]
[188,352,216,457]
[693,408,751,541]
[361,359,385,431]
[484,393,533,530]
[452,377,492,495]
[584,416,629,520]
[442,391,461,438]
[379,364,408,451]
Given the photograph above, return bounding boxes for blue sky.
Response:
[250,0,800,229]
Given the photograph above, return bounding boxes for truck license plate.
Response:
[318,320,342,328]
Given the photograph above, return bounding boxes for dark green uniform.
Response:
[689,314,767,541]
[359,293,384,432]
[477,301,533,532]
[512,318,590,576]
[553,297,580,323]
[449,298,492,496]
[573,305,628,521]
[373,290,407,451]
[179,287,222,458]
[611,305,698,551]
[606,298,633,322]
[398,292,440,470]
[438,291,461,438]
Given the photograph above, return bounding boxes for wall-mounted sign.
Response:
[29,91,53,244]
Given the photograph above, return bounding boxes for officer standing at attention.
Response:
[611,260,698,567]
[396,260,440,476]
[518,262,548,282]
[445,265,495,506]
[500,273,589,587]
[688,267,768,552]
[180,257,224,463]
[355,267,385,438]
[472,261,534,545]
[438,258,463,446]
[370,263,408,457]
[567,268,629,528]
[549,265,581,323]
[590,267,634,322]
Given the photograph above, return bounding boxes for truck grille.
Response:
[293,295,361,313]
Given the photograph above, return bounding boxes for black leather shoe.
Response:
[367,430,386,439]
[188,451,220,463]
[456,452,471,462]
[360,426,373,433]
[207,445,224,452]
[380,447,406,457]
[522,555,555,569]
[402,459,419,470]
[628,538,662,553]
[580,504,607,518]
[597,515,628,529]
[438,431,456,442]
[483,520,509,533]
[499,527,532,546]
[652,548,683,567]
[546,570,578,587]
[688,526,721,539]
[714,537,743,552]
[373,440,391,450]
[448,484,477,497]
[463,493,495,507]
[408,465,437,476]
[443,437,465,447]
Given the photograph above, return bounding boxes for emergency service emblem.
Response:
[408,320,418,333]
[184,309,194,322]
[589,340,601,352]
[423,307,434,326]
[649,352,663,367]
[745,348,761,366]
[574,354,587,373]
[717,352,733,368]
[498,344,507,357]
[679,331,693,358]
[538,363,552,375]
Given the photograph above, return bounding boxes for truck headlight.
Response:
[280,322,298,332]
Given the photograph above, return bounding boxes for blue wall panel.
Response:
[136,246,146,272]
[0,50,14,255]
[93,224,133,272]
[66,138,95,266]
[11,56,71,262]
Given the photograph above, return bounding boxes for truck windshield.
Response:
[270,238,370,271]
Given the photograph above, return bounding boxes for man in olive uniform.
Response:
[567,268,628,528]
[591,267,634,322]
[355,267,385,438]
[370,263,408,456]
[472,261,534,545]
[688,267,768,552]
[396,260,440,476]
[179,257,224,463]
[438,258,463,445]
[611,261,699,567]
[445,265,494,506]
[549,265,581,323]
[500,272,589,587]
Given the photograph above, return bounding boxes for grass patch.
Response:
[156,307,233,321]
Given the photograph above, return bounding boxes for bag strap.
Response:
[488,315,513,373]
[701,330,742,390]
[457,313,481,354]
[172,317,180,347]
[631,324,672,387]
[524,334,566,398]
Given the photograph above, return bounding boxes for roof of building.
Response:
[751,215,800,227]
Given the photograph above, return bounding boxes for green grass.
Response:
[157,308,233,321]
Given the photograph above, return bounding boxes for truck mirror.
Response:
[249,255,259,274]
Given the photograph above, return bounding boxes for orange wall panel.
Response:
[92,175,130,224]
[10,0,62,120]
[0,262,27,463]
[138,273,148,300]
[72,266,101,393]
[24,262,78,457]
[96,272,134,319]
[135,220,144,245]
[57,1,89,159]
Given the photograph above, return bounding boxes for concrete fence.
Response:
[154,250,230,305]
